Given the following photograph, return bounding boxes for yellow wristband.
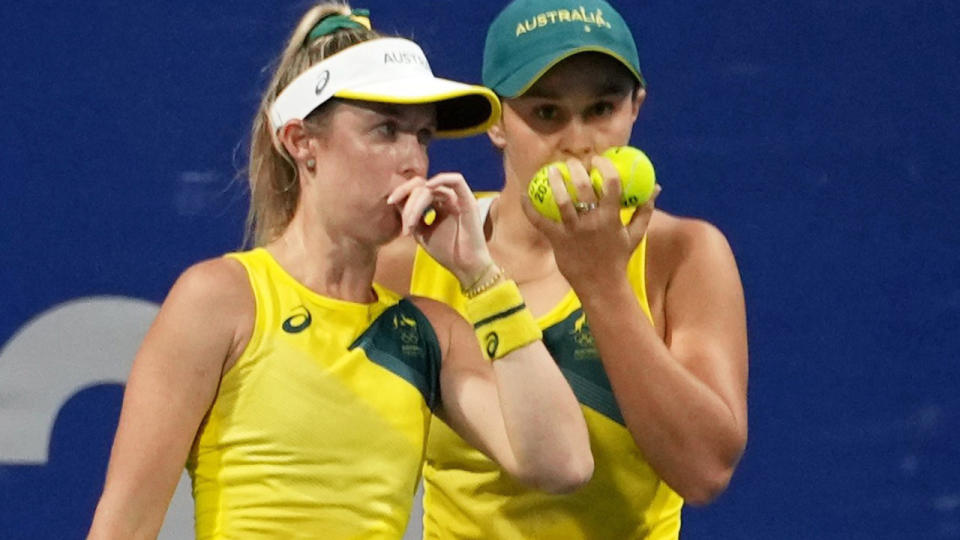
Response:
[465,279,542,361]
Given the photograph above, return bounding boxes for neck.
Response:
[488,175,560,284]
[267,210,379,303]
[493,177,553,251]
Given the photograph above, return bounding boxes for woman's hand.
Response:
[520,157,660,295]
[388,173,494,288]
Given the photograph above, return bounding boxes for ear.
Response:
[487,118,507,150]
[630,87,646,121]
[276,120,315,164]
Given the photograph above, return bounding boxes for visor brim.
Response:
[336,77,501,138]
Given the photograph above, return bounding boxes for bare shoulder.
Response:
[647,210,738,275]
[160,256,255,366]
[649,209,733,253]
[405,295,489,387]
[405,294,464,340]
[376,234,419,294]
[171,257,252,310]
[406,294,482,357]
[643,210,742,327]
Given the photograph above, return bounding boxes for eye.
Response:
[377,121,399,138]
[588,101,615,117]
[417,127,434,147]
[534,105,559,121]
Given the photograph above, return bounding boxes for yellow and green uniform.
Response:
[186,248,441,539]
[412,204,683,539]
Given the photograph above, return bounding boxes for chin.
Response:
[370,211,403,245]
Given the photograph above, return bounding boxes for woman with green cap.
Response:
[380,0,748,537]
[86,3,594,538]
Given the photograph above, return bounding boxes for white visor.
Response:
[269,37,500,138]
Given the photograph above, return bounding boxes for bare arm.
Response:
[412,297,593,494]
[581,219,747,505]
[87,258,252,538]
[524,164,747,505]
[390,174,592,492]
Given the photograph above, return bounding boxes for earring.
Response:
[306,159,316,170]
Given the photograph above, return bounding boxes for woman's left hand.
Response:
[388,173,493,287]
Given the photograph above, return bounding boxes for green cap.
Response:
[483,0,644,98]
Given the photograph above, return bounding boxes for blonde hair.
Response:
[246,2,379,246]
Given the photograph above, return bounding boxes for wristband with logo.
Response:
[465,279,542,361]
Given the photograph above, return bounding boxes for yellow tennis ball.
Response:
[527,161,580,222]
[527,146,656,222]
[593,146,657,208]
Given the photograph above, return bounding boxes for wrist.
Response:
[465,279,542,360]
[574,274,633,309]
[556,255,626,291]
[460,262,502,297]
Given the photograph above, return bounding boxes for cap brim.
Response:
[495,46,644,98]
[336,77,501,138]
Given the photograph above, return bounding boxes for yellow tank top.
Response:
[411,206,683,539]
[187,248,441,539]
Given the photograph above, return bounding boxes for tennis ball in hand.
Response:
[527,146,656,222]
[596,146,657,207]
[527,161,579,222]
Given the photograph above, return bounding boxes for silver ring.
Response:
[573,201,598,214]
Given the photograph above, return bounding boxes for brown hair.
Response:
[246,2,379,246]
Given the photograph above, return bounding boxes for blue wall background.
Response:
[1,1,958,538]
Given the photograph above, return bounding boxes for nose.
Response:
[559,117,596,164]
[399,133,429,179]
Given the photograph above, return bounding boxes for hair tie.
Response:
[306,9,371,42]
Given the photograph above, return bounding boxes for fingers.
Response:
[411,172,495,281]
[430,185,460,214]
[388,177,430,235]
[564,159,597,206]
[390,174,472,235]
[548,165,580,225]
[426,172,481,222]
[400,185,435,235]
[426,172,473,200]
[545,161,622,226]
[387,177,426,206]
[625,184,662,239]
[521,190,562,235]
[425,174,472,218]
[590,156,623,213]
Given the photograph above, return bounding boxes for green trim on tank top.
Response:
[350,298,442,411]
[543,307,625,425]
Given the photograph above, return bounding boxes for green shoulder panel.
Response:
[543,308,625,425]
[349,299,442,411]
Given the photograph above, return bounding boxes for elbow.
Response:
[674,443,744,506]
[546,451,595,494]
[677,430,747,506]
[517,450,595,495]
[676,465,733,506]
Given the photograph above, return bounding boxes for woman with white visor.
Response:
[87,4,592,539]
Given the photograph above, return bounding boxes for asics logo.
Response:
[484,332,499,358]
[315,70,330,95]
[282,306,312,334]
